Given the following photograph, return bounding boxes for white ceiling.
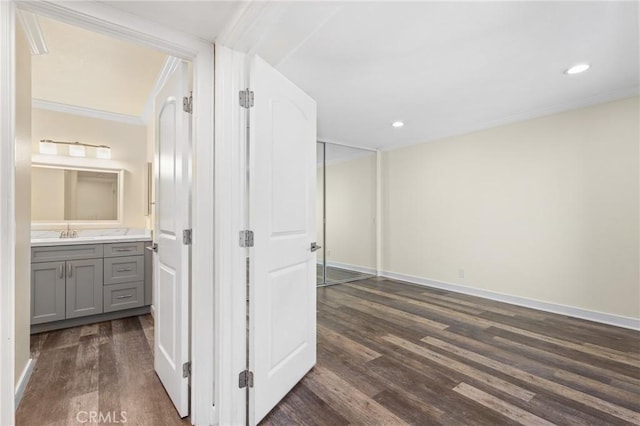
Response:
[101,1,244,42]
[98,1,639,150]
[33,16,167,116]
[275,1,640,150]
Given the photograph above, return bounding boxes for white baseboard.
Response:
[14,358,35,409]
[323,260,377,276]
[380,270,640,331]
[150,304,155,319]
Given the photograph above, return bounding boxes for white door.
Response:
[153,60,191,418]
[249,55,317,423]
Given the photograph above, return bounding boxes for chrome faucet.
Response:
[60,224,78,239]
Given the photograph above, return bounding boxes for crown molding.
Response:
[380,86,640,152]
[32,98,145,126]
[16,10,48,55]
[16,1,207,58]
[141,55,181,124]
[216,1,273,49]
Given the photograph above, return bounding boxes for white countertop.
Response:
[31,228,152,247]
[31,235,152,247]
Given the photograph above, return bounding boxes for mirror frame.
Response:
[31,160,124,229]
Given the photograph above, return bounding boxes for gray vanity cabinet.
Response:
[31,241,151,333]
[103,242,145,313]
[31,261,66,324]
[31,256,104,324]
[31,241,150,331]
[65,258,103,319]
[31,243,105,324]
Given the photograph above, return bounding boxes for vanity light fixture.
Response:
[392,121,404,128]
[38,140,57,155]
[96,146,112,159]
[68,143,86,157]
[39,139,111,159]
[564,63,590,75]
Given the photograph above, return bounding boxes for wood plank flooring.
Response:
[15,277,640,425]
[16,315,188,426]
[261,277,640,426]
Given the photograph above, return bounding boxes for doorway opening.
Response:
[15,12,193,424]
[316,141,378,286]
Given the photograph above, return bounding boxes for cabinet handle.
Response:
[67,263,72,278]
[58,264,64,279]
[117,268,133,272]
[115,248,134,252]
[115,294,133,299]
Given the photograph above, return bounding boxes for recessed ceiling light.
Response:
[392,121,404,128]
[564,63,590,75]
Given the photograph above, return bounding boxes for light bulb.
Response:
[68,144,86,157]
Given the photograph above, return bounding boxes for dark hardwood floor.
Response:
[16,315,189,426]
[16,278,640,425]
[261,277,640,426]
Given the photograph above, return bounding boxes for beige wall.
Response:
[323,154,377,270]
[382,96,640,320]
[31,109,149,229]
[15,27,31,385]
[31,167,64,221]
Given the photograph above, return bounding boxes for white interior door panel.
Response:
[250,55,317,424]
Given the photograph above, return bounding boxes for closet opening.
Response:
[316,141,378,286]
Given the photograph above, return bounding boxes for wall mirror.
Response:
[31,164,123,225]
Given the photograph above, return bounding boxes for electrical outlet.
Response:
[458,269,465,279]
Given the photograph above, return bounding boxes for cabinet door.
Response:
[66,258,103,318]
[31,261,66,324]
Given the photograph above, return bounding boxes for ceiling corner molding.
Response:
[270,5,342,68]
[16,10,48,55]
[32,99,145,126]
[17,1,207,58]
[379,85,640,153]
[216,1,341,67]
[216,1,278,50]
[141,56,182,124]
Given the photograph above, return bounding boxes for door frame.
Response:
[0,2,219,424]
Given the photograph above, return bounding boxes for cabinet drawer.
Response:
[104,256,144,285]
[104,242,145,257]
[31,244,103,263]
[103,282,144,313]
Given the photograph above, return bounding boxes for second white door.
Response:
[153,59,191,418]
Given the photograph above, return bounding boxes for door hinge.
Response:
[239,89,254,109]
[183,92,193,114]
[239,230,254,248]
[183,229,193,245]
[183,361,191,378]
[238,370,254,388]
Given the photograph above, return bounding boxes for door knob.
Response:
[310,242,321,252]
[146,243,158,253]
